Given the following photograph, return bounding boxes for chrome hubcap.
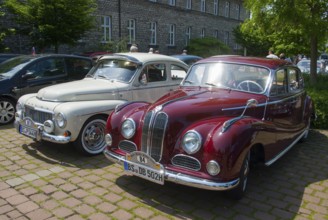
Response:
[0,101,15,124]
[82,120,106,152]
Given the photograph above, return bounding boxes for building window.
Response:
[225,1,230,17]
[150,22,157,45]
[201,0,206,12]
[101,16,111,43]
[201,28,205,38]
[235,4,240,20]
[185,26,192,46]
[214,0,218,15]
[128,19,136,44]
[168,24,176,46]
[213,30,219,39]
[224,31,229,45]
[149,0,157,2]
[186,0,192,9]
[169,0,176,6]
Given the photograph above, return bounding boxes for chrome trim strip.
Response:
[103,149,239,191]
[265,129,306,166]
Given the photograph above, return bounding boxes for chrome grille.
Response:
[141,111,168,162]
[118,140,137,153]
[24,106,53,124]
[171,154,201,171]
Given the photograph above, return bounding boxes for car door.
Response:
[18,57,67,96]
[132,62,187,102]
[265,67,304,158]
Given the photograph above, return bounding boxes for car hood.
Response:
[37,78,128,102]
[149,87,266,123]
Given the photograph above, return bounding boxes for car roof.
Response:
[98,52,189,67]
[201,55,292,69]
[171,54,203,59]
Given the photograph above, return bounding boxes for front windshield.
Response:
[183,62,270,93]
[87,59,138,83]
[0,56,33,78]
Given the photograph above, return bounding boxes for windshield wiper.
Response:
[96,74,108,79]
[205,82,217,87]
[184,80,194,84]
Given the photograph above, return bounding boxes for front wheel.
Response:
[0,98,16,125]
[228,152,250,200]
[74,116,107,156]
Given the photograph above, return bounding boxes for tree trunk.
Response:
[309,35,318,85]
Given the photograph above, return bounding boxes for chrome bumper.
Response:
[15,120,71,144]
[104,149,239,191]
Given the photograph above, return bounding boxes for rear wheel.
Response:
[0,98,16,125]
[74,116,107,156]
[228,152,250,200]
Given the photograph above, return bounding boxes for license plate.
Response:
[123,151,164,185]
[20,125,37,138]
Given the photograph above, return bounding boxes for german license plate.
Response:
[123,151,164,185]
[20,125,37,138]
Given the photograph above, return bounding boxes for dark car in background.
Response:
[171,54,203,66]
[0,54,93,125]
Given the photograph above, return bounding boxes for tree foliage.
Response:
[186,37,231,57]
[4,0,97,53]
[241,0,328,84]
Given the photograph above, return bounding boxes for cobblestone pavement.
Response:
[0,124,327,220]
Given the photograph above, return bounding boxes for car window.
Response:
[89,59,138,83]
[183,63,269,93]
[288,68,303,92]
[270,69,288,96]
[65,57,92,80]
[171,64,188,80]
[26,58,65,80]
[140,63,167,83]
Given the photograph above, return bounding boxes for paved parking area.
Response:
[0,124,327,220]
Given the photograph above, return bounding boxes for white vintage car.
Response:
[14,53,189,155]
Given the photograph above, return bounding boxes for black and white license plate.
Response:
[20,125,37,138]
[123,151,164,185]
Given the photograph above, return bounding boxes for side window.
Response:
[171,64,187,80]
[270,69,288,96]
[66,58,92,80]
[288,68,302,92]
[140,63,166,83]
[26,58,65,80]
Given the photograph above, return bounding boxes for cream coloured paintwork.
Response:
[16,53,189,143]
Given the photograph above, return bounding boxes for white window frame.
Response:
[213,30,219,39]
[150,22,157,45]
[168,24,176,46]
[169,0,176,6]
[214,0,218,15]
[201,0,206,12]
[185,26,192,46]
[201,28,205,38]
[235,4,240,20]
[224,31,229,45]
[128,19,136,44]
[101,16,111,43]
[186,0,192,9]
[225,1,230,17]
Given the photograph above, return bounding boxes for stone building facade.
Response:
[2,0,247,55]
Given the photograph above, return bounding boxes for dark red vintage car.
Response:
[104,55,315,199]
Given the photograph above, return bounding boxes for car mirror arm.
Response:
[221,99,258,133]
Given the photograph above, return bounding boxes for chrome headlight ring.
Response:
[121,118,136,139]
[55,112,67,128]
[182,130,202,154]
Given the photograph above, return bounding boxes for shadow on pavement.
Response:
[113,130,328,219]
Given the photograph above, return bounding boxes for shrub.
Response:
[304,74,328,129]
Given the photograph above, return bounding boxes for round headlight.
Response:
[105,134,112,146]
[55,113,66,128]
[182,130,202,154]
[206,160,221,176]
[16,102,23,112]
[121,118,136,139]
[44,120,55,133]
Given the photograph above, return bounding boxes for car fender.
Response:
[53,99,128,141]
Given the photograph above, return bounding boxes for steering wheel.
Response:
[237,80,263,92]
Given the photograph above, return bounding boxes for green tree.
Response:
[186,37,231,57]
[242,0,328,84]
[4,0,96,53]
